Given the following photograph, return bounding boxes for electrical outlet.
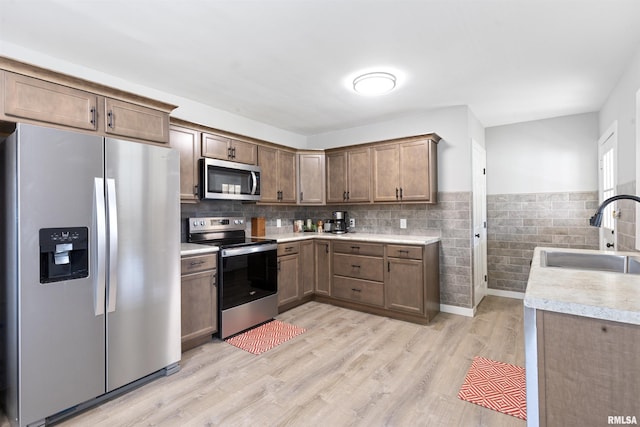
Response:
[400,218,407,229]
[349,218,355,227]
[276,219,282,228]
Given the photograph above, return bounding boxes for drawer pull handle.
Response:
[399,250,409,254]
[350,246,360,250]
[190,260,206,266]
[351,288,361,292]
[285,246,294,252]
[351,264,361,269]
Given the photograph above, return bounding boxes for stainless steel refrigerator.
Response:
[0,123,181,426]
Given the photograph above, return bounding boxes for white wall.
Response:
[307,105,474,192]
[599,44,640,186]
[485,113,599,195]
[0,42,308,148]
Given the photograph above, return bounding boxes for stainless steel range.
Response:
[188,217,278,339]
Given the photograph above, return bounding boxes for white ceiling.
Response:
[2,0,640,136]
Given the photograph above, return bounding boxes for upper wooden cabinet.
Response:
[202,132,257,165]
[326,147,371,203]
[258,145,296,203]
[104,98,170,143]
[3,72,98,131]
[372,135,439,203]
[169,124,200,202]
[297,152,325,205]
[0,58,175,144]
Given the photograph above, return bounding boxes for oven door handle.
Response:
[221,243,278,258]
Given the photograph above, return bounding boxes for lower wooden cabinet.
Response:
[300,240,315,296]
[385,245,424,315]
[276,238,440,325]
[314,240,331,296]
[534,310,640,426]
[180,252,217,352]
[277,242,300,308]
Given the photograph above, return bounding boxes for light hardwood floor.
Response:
[4,296,526,426]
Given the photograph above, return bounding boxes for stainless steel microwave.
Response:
[199,158,261,201]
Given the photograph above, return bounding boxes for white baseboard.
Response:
[486,288,525,300]
[439,304,475,317]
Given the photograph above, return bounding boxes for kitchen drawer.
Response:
[387,245,423,260]
[278,242,300,256]
[333,276,384,307]
[333,254,384,282]
[333,241,383,257]
[181,253,217,275]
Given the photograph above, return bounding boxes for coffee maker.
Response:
[332,211,348,234]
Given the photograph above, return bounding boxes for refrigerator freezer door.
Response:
[104,139,181,391]
[16,124,106,425]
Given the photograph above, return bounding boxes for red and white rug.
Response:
[225,320,306,355]
[458,356,527,420]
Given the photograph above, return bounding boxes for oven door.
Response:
[219,243,278,338]
[200,157,261,201]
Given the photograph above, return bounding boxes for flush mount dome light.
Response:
[353,72,396,95]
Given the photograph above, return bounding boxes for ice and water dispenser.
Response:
[39,227,89,283]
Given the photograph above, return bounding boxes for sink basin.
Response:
[540,250,640,274]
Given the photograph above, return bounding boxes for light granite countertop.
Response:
[180,243,218,256]
[524,246,640,325]
[262,232,441,246]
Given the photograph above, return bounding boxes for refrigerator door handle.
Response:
[94,177,106,316]
[106,178,119,313]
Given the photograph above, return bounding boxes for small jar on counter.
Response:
[317,220,324,232]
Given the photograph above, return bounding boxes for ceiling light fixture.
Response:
[353,72,396,95]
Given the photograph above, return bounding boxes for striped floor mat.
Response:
[458,356,527,420]
[225,320,306,355]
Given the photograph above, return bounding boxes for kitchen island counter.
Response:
[524,246,640,325]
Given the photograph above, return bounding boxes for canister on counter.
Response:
[317,220,324,232]
[251,217,266,237]
[294,220,304,233]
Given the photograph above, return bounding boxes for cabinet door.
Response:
[181,270,217,343]
[347,147,371,202]
[399,140,431,201]
[170,125,200,202]
[315,240,331,296]
[298,153,325,205]
[372,144,400,202]
[386,258,424,314]
[538,311,640,426]
[230,140,257,165]
[278,149,297,203]
[105,98,170,143]
[258,145,279,202]
[326,151,347,203]
[202,133,231,160]
[278,254,300,306]
[300,240,315,296]
[4,72,98,131]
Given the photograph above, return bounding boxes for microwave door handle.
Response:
[106,178,119,313]
[251,171,258,195]
[93,178,106,316]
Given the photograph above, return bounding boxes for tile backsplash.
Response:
[181,191,474,308]
[486,191,599,293]
[184,188,631,307]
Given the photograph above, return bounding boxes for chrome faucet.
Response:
[589,194,640,227]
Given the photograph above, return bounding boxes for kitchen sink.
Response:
[540,250,640,274]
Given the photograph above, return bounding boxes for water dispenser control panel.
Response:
[39,227,89,283]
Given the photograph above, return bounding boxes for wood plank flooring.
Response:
[3,296,526,426]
